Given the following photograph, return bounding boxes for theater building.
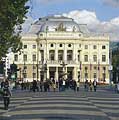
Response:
[9,16,110,83]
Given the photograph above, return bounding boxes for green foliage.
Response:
[0,0,29,59]
[112,44,119,82]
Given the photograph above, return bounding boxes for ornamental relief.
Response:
[55,23,66,32]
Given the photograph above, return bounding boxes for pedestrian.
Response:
[76,80,80,92]
[89,80,93,91]
[52,80,56,92]
[117,82,119,93]
[62,79,66,91]
[2,80,12,110]
[84,79,89,91]
[93,79,97,92]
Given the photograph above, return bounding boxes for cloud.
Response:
[22,16,34,33]
[62,10,119,41]
[22,9,119,41]
[103,0,119,7]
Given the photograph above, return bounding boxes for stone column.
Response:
[55,67,58,81]
[64,44,67,61]
[47,66,49,79]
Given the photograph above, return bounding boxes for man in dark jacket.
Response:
[3,80,12,110]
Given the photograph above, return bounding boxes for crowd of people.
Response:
[13,78,79,92]
[10,78,99,93]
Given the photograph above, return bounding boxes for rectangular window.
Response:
[24,45,27,49]
[33,45,36,49]
[84,55,88,62]
[58,50,63,61]
[40,50,44,61]
[85,45,88,49]
[14,54,18,61]
[32,54,36,61]
[102,45,106,49]
[67,50,73,61]
[93,55,97,62]
[102,55,106,62]
[33,73,36,78]
[23,54,27,62]
[93,45,97,49]
[93,73,97,79]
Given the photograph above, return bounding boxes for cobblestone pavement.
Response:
[0,86,119,120]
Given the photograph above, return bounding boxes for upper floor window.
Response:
[23,54,27,62]
[84,55,88,62]
[102,55,106,62]
[51,44,54,47]
[93,55,97,62]
[58,50,63,61]
[93,45,97,49]
[24,45,27,49]
[85,45,88,49]
[14,54,18,62]
[102,45,106,49]
[85,66,88,71]
[32,54,36,61]
[67,50,73,60]
[79,44,81,47]
[40,44,42,47]
[94,66,97,70]
[49,50,55,60]
[59,44,62,47]
[40,50,44,61]
[33,45,36,49]
[68,44,71,47]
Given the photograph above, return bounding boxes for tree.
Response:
[112,43,119,83]
[0,0,29,60]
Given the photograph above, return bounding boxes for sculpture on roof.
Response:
[55,23,66,32]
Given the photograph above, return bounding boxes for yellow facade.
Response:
[9,16,110,83]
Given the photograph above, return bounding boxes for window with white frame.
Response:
[32,54,36,61]
[93,55,97,62]
[85,45,88,49]
[84,55,88,62]
[23,54,27,62]
[102,55,106,62]
[33,45,36,49]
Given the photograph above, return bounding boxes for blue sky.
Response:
[23,0,119,41]
[28,0,119,21]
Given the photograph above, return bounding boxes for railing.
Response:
[46,60,79,65]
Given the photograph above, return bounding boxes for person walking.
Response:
[89,80,93,91]
[2,80,12,110]
[93,79,97,92]
[76,81,80,92]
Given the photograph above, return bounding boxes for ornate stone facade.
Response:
[9,16,110,83]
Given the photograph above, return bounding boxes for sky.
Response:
[22,0,119,41]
